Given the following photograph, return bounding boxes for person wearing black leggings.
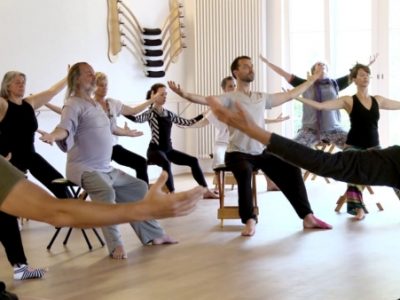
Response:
[0,70,68,279]
[125,83,218,199]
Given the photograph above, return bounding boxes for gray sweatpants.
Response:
[81,168,165,255]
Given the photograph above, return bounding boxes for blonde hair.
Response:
[95,72,107,85]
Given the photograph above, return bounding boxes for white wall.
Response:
[0,0,200,183]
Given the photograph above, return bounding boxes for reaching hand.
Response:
[150,90,163,103]
[167,81,185,98]
[266,113,290,124]
[37,129,55,145]
[123,122,143,137]
[142,171,204,219]
[368,53,379,66]
[308,66,323,81]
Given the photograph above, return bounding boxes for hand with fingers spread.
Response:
[167,81,185,98]
[265,113,290,124]
[368,53,379,66]
[140,171,205,219]
[37,129,55,145]
[123,122,143,137]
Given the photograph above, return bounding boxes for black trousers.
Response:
[0,152,71,266]
[0,212,26,266]
[225,150,313,224]
[269,134,400,189]
[147,147,208,192]
[112,144,149,184]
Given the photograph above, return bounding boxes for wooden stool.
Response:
[47,179,105,251]
[214,166,259,227]
[212,166,237,190]
[303,140,335,183]
[335,185,383,213]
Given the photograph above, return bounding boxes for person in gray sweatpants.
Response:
[39,62,177,260]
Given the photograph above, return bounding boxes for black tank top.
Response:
[346,95,379,149]
[0,100,38,171]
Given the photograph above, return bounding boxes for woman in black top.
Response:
[297,63,400,220]
[0,70,68,279]
[126,83,218,198]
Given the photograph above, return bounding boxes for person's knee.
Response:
[136,179,148,197]
[83,183,115,202]
[188,157,200,168]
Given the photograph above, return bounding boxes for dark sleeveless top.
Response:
[346,95,379,149]
[0,100,38,171]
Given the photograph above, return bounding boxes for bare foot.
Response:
[152,235,178,245]
[241,218,256,236]
[354,208,365,221]
[203,189,219,199]
[303,214,332,230]
[110,245,127,259]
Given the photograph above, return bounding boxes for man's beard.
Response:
[242,75,254,83]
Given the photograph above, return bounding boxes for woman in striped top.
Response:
[126,83,218,198]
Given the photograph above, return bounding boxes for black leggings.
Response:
[147,147,208,192]
[111,144,149,184]
[0,212,27,266]
[0,152,71,266]
[225,150,313,224]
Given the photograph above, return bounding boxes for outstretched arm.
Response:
[25,76,67,110]
[120,92,162,115]
[1,169,204,228]
[265,113,290,124]
[375,95,400,110]
[45,103,62,114]
[38,127,68,145]
[296,95,348,111]
[113,122,144,137]
[268,68,323,107]
[260,54,293,82]
[167,81,208,105]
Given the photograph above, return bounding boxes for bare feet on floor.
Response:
[303,214,332,230]
[241,218,256,236]
[152,235,178,245]
[354,208,366,221]
[203,189,219,199]
[110,245,127,259]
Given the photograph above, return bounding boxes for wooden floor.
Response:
[2,174,400,300]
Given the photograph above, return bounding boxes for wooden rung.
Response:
[217,206,259,220]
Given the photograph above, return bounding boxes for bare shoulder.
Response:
[0,97,9,121]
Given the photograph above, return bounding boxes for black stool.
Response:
[47,179,105,251]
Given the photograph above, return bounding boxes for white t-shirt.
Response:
[105,98,123,146]
[218,91,272,155]
[205,111,229,144]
